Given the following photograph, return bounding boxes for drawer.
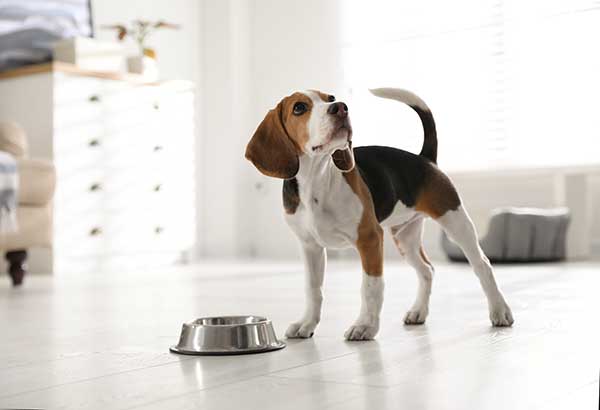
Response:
[107,211,195,253]
[54,203,195,255]
[101,134,194,174]
[152,91,195,119]
[54,102,104,129]
[54,166,194,217]
[54,74,105,105]
[53,122,106,154]
[100,124,163,160]
[101,86,158,112]
[54,182,106,218]
[103,151,195,179]
[54,142,105,179]
[54,77,165,130]
[55,212,194,257]
[54,76,106,128]
[54,214,107,257]
[102,104,162,134]
[104,182,194,213]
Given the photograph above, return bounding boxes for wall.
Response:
[197,0,345,259]
[241,0,346,259]
[590,175,600,255]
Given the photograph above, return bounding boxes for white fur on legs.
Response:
[345,272,384,340]
[286,242,326,338]
[437,206,514,326]
[391,219,434,325]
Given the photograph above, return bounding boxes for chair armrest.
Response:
[0,122,28,158]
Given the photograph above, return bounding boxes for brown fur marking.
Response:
[282,178,300,214]
[279,92,313,150]
[415,164,461,219]
[331,145,355,172]
[246,92,316,179]
[342,168,384,276]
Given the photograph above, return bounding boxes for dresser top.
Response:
[0,62,185,85]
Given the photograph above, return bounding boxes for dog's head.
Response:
[245,90,354,179]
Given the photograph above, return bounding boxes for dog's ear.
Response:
[245,102,299,179]
[331,142,355,172]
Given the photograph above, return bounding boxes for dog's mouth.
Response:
[312,123,352,152]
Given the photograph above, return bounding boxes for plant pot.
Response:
[126,55,158,80]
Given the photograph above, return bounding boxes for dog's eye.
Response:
[293,102,308,115]
[328,95,335,102]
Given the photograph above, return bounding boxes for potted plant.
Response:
[103,20,179,78]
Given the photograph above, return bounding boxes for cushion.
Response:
[18,158,56,206]
[442,207,571,263]
[0,204,52,249]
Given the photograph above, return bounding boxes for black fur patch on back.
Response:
[354,145,430,222]
[282,177,300,214]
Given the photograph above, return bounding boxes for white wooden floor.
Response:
[0,260,598,410]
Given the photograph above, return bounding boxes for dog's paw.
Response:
[344,323,379,341]
[285,320,318,338]
[403,307,428,325]
[489,301,514,327]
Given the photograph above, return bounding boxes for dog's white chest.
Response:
[286,170,363,249]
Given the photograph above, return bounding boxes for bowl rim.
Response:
[186,315,270,328]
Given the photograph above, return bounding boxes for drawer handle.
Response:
[153,184,162,192]
[90,227,102,236]
[90,183,102,192]
[154,226,164,235]
[89,94,101,103]
[89,139,101,147]
[153,102,160,110]
[153,145,163,152]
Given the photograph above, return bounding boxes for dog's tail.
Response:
[369,88,437,163]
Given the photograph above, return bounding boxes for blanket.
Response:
[0,151,18,232]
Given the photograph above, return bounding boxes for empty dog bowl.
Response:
[170,315,286,355]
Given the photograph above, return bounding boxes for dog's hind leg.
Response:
[436,206,514,327]
[391,218,434,325]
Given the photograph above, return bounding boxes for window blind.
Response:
[341,0,600,171]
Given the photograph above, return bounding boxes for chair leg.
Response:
[6,250,27,286]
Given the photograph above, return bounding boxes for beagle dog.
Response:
[245,88,514,341]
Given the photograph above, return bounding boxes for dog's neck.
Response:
[294,154,344,200]
[296,154,338,183]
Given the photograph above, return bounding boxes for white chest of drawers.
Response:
[0,63,196,273]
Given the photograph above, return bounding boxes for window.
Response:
[341,0,600,171]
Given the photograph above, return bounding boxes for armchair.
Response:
[0,122,55,285]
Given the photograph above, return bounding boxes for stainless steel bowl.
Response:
[170,315,286,355]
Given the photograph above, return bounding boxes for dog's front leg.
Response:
[345,228,385,341]
[285,241,326,338]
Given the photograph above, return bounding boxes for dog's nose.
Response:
[327,101,348,117]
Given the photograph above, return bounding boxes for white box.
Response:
[53,37,125,72]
